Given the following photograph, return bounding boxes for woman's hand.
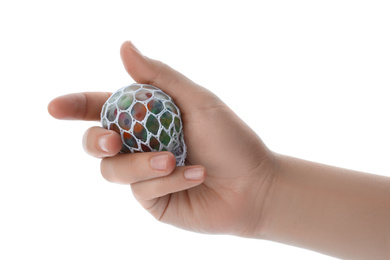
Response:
[48,41,275,237]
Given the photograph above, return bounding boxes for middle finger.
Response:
[100,151,176,184]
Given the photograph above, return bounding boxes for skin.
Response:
[48,41,390,259]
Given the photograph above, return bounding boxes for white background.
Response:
[1,1,389,259]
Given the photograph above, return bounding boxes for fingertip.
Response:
[149,152,176,173]
[83,127,122,158]
[121,40,141,54]
[96,130,122,157]
[48,92,112,121]
[165,152,177,174]
[47,99,56,118]
[120,41,142,66]
[120,40,156,85]
[184,166,207,181]
[47,96,69,120]
[106,130,123,155]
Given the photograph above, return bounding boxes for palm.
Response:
[150,98,269,236]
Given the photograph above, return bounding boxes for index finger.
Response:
[48,92,111,121]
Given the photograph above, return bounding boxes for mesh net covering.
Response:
[101,83,187,166]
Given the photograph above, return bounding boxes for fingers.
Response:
[82,126,122,158]
[131,166,206,201]
[100,151,177,184]
[120,41,216,112]
[48,92,111,121]
[101,151,206,200]
[48,41,220,123]
[120,41,192,92]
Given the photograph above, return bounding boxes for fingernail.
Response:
[184,168,204,181]
[98,135,109,153]
[150,154,168,171]
[128,41,141,53]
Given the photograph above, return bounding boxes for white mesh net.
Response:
[101,83,187,166]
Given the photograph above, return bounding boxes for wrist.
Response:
[253,153,294,240]
[238,149,280,239]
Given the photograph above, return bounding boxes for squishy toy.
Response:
[101,83,186,166]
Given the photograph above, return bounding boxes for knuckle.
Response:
[100,154,139,184]
[158,175,172,187]
[131,181,159,202]
[130,183,146,200]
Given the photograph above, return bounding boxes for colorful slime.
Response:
[101,83,186,166]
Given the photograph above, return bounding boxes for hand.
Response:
[48,41,275,237]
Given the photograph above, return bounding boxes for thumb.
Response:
[120,41,219,112]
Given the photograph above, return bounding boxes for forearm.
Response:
[260,154,390,260]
